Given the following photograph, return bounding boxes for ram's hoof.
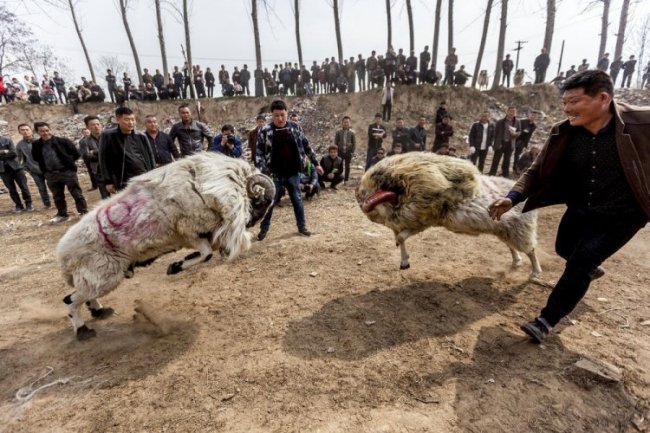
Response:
[76,325,97,341]
[400,263,411,270]
[124,269,134,279]
[167,261,183,275]
[90,307,115,319]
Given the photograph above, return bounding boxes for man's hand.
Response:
[488,198,513,221]
[316,165,324,176]
[327,173,334,180]
[306,184,313,192]
[106,184,117,194]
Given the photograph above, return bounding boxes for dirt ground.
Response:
[1,165,649,433]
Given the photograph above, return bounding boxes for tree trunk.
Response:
[119,0,143,85]
[432,0,442,69]
[471,0,493,88]
[543,0,555,54]
[598,0,610,60]
[182,0,195,99]
[386,0,392,50]
[613,0,630,61]
[447,0,453,53]
[492,0,507,89]
[333,0,343,64]
[154,0,169,82]
[252,0,262,70]
[406,0,414,52]
[68,0,95,82]
[294,0,303,65]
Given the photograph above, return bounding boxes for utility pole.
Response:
[557,39,565,76]
[513,40,528,70]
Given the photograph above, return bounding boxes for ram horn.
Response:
[246,173,275,202]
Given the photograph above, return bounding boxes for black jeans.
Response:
[513,144,525,174]
[318,173,343,189]
[341,152,353,182]
[502,71,511,87]
[28,171,50,207]
[470,148,489,174]
[45,171,88,216]
[1,167,32,209]
[489,142,513,177]
[382,102,392,122]
[541,207,647,326]
[260,175,306,232]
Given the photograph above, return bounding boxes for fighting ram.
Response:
[357,152,541,277]
[57,152,274,340]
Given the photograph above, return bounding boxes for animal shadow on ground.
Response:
[449,326,641,433]
[0,317,197,401]
[284,277,571,361]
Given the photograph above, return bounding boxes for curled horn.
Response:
[246,173,275,202]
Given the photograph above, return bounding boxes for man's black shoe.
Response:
[298,228,311,237]
[520,319,550,344]
[257,230,268,241]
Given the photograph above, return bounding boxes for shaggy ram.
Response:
[57,152,274,340]
[356,152,541,277]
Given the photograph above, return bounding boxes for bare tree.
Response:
[406,0,414,52]
[614,0,631,61]
[634,14,649,87]
[448,0,454,53]
[544,0,556,54]
[386,0,392,50]
[182,0,195,99]
[251,0,262,70]
[291,0,303,65]
[154,0,169,81]
[492,0,508,89]
[118,0,143,85]
[0,5,32,76]
[472,0,494,88]
[331,0,344,63]
[598,0,611,60]
[97,55,132,82]
[432,0,442,69]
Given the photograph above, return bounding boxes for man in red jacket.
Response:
[489,70,649,343]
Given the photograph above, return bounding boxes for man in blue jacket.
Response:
[211,124,242,158]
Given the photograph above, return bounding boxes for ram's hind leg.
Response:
[527,248,542,279]
[509,247,523,269]
[167,237,214,275]
[63,292,96,341]
[86,299,115,320]
[396,229,412,270]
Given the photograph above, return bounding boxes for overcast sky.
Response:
[7,0,650,86]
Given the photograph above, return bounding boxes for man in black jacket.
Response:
[1,135,33,212]
[106,69,117,103]
[513,110,539,175]
[366,113,386,170]
[31,122,87,223]
[502,54,514,87]
[533,48,550,84]
[468,111,495,173]
[319,145,344,190]
[145,115,180,166]
[169,104,213,156]
[489,106,521,178]
[409,116,427,151]
[99,107,156,194]
[334,116,356,183]
[16,123,50,209]
[79,115,109,198]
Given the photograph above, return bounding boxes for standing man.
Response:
[366,113,387,170]
[533,48,550,84]
[248,115,266,166]
[609,56,624,84]
[391,117,411,151]
[366,51,378,89]
[144,114,180,166]
[169,104,214,157]
[31,122,87,223]
[240,65,251,96]
[596,53,610,71]
[334,115,356,184]
[513,110,539,175]
[419,45,431,84]
[16,123,50,209]
[409,115,427,152]
[489,106,521,178]
[381,81,394,122]
[52,72,67,104]
[254,67,265,97]
[79,115,109,199]
[356,54,367,92]
[99,107,156,194]
[443,48,458,86]
[620,55,637,88]
[433,115,454,152]
[1,134,33,212]
[502,54,514,87]
[488,70,649,344]
[255,99,317,240]
[468,111,495,174]
[204,68,216,98]
[173,66,185,99]
[105,69,117,103]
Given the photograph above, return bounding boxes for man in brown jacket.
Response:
[248,115,266,167]
[489,70,649,344]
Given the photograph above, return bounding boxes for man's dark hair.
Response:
[393,142,402,148]
[33,121,49,131]
[377,146,386,153]
[560,69,614,97]
[178,103,190,111]
[270,100,287,112]
[84,115,100,126]
[396,117,403,121]
[328,144,338,151]
[256,115,266,121]
[115,107,134,117]
[221,124,234,133]
[342,115,351,121]
[17,123,29,130]
[374,113,382,118]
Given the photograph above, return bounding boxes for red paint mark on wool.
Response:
[96,190,161,249]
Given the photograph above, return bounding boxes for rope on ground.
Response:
[14,366,91,404]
